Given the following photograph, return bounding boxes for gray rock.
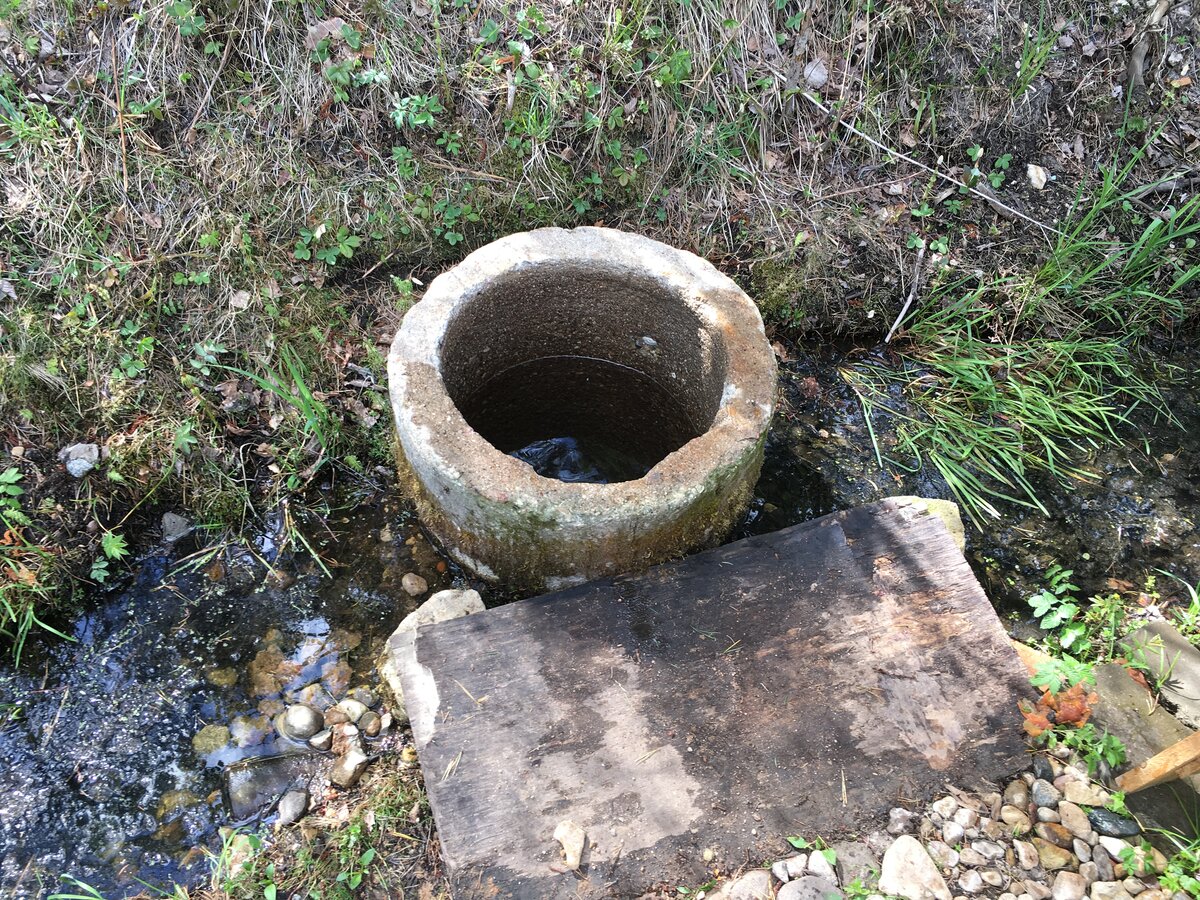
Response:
[58,442,99,478]
[786,854,810,879]
[942,821,965,845]
[726,869,773,900]
[1097,837,1131,861]
[329,747,370,788]
[223,751,325,820]
[972,840,1005,860]
[954,807,981,829]
[779,876,843,900]
[959,848,988,867]
[1027,882,1053,900]
[1078,862,1100,885]
[1032,779,1062,808]
[347,686,378,708]
[959,870,985,894]
[981,870,1006,888]
[888,808,915,835]
[1092,848,1115,881]
[932,796,959,818]
[401,572,428,596]
[832,840,877,886]
[1002,805,1033,834]
[1089,884,1133,900]
[877,836,952,900]
[1087,809,1140,838]
[926,842,958,869]
[378,588,486,722]
[1005,780,1031,809]
[161,512,191,542]
[276,788,308,826]
[308,729,333,752]
[1052,872,1087,900]
[1074,839,1091,862]
[359,710,381,737]
[279,704,324,741]
[807,849,837,881]
[1038,808,1062,823]
[772,860,792,883]
[1122,878,1146,895]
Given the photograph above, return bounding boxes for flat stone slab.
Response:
[397,498,1030,898]
[1121,619,1200,729]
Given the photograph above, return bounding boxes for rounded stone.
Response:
[401,572,428,596]
[279,704,323,740]
[387,228,776,591]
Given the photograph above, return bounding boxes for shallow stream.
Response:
[1,342,1197,897]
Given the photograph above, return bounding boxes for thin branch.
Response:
[885,244,928,343]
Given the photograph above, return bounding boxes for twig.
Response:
[110,42,129,193]
[801,93,1066,238]
[1126,172,1200,200]
[1128,0,1171,98]
[885,244,927,343]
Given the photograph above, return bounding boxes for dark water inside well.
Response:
[456,355,703,484]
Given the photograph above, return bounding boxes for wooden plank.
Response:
[397,497,1032,899]
[1117,730,1200,794]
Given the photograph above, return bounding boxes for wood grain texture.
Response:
[397,497,1031,898]
[1117,730,1200,793]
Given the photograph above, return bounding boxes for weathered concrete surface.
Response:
[396,498,1030,898]
[1121,620,1200,729]
[387,227,776,591]
[1089,662,1200,837]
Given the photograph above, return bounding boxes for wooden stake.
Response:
[1116,730,1200,794]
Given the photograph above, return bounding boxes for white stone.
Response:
[553,819,586,871]
[926,842,959,869]
[958,870,985,894]
[807,850,837,881]
[1090,884,1134,900]
[786,855,810,879]
[1052,872,1087,900]
[1063,782,1110,807]
[878,836,952,900]
[942,822,965,845]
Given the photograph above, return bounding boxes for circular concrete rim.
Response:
[387,227,777,570]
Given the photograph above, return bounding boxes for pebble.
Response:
[1074,839,1092,862]
[1032,837,1077,871]
[785,854,809,878]
[58,442,99,477]
[1087,808,1140,838]
[1090,885,1134,900]
[1052,872,1087,900]
[1005,781,1031,809]
[772,860,792,883]
[359,710,381,737]
[959,848,988,867]
[1032,756,1056,781]
[347,686,378,708]
[308,729,333,751]
[972,840,1005,860]
[553,819,586,871]
[932,796,960,818]
[1002,805,1033,834]
[1032,780,1062,808]
[1036,823,1076,849]
[724,869,772,900]
[1122,878,1145,895]
[955,808,981,829]
[276,788,308,826]
[332,698,368,725]
[959,870,985,894]
[778,876,843,900]
[942,821,966,845]
[807,849,836,880]
[878,835,952,900]
[279,704,324,741]
[1059,802,1092,839]
[161,512,191,542]
[1014,840,1041,870]
[888,808,914,835]
[1078,862,1100,886]
[1063,782,1110,807]
[1097,837,1132,861]
[329,748,370,788]
[401,572,428,596]
[1093,850,1115,881]
[831,841,877,886]
[1039,808,1063,823]
[1027,882,1053,900]
[192,724,230,755]
[927,842,959,868]
[981,870,1006,888]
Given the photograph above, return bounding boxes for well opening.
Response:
[438,263,728,484]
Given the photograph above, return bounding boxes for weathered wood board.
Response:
[397,498,1030,898]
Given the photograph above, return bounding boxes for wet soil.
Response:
[1,341,1197,897]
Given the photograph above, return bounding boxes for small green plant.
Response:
[1031,654,1095,693]
[165,0,205,37]
[1013,13,1057,99]
[190,341,227,378]
[1157,833,1200,896]
[0,467,28,525]
[295,224,361,265]
[391,94,444,130]
[89,530,129,584]
[391,145,417,178]
[1029,563,1086,651]
[785,835,837,866]
[1039,723,1126,776]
